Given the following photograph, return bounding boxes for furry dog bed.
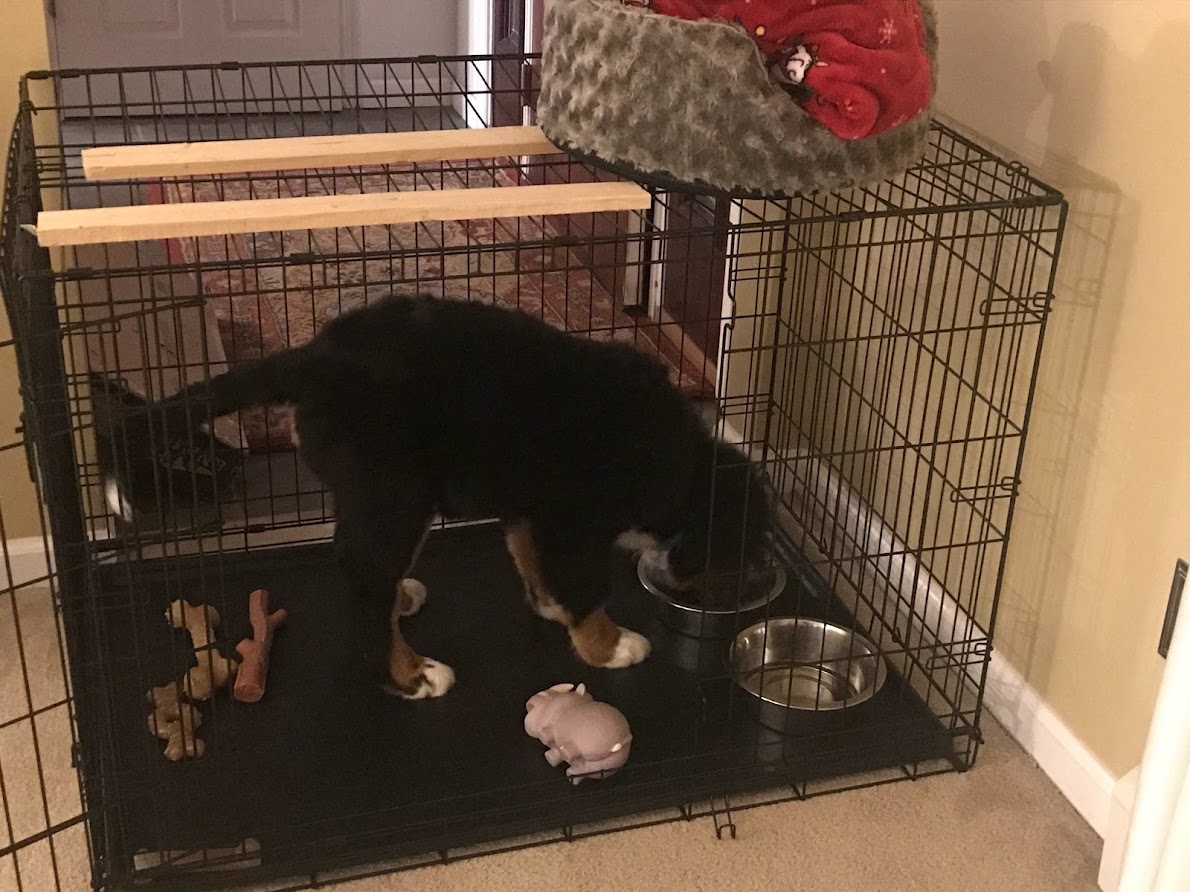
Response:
[537,0,939,197]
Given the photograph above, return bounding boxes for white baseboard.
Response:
[1,536,53,591]
[1098,766,1139,891]
[984,651,1116,837]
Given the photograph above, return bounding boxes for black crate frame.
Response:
[0,55,1066,892]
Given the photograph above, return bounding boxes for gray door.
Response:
[49,0,347,114]
[51,0,346,70]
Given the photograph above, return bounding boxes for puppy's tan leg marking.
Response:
[504,522,571,623]
[568,608,620,665]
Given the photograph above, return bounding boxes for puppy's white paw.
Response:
[390,659,455,700]
[602,628,651,669]
[416,659,456,698]
[397,578,427,617]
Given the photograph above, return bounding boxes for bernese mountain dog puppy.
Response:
[154,293,772,698]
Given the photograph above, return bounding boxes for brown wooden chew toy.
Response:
[233,589,287,703]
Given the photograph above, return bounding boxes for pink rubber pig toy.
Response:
[524,683,632,783]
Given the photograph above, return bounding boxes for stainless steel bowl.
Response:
[638,551,786,640]
[730,618,887,733]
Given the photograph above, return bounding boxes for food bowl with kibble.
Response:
[637,548,786,640]
[729,618,888,734]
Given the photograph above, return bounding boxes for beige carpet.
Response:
[1,584,1102,892]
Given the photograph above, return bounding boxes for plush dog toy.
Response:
[146,600,239,761]
[166,599,239,701]
[525,683,632,783]
[147,681,205,761]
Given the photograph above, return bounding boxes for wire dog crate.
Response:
[0,56,1066,891]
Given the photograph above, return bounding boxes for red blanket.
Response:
[644,0,931,140]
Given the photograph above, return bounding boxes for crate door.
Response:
[0,226,93,890]
[0,549,92,892]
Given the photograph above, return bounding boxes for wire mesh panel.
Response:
[1,112,96,892]
[1,56,1066,891]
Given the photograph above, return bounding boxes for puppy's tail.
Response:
[155,345,319,423]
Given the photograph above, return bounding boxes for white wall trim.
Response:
[1,536,53,591]
[1099,767,1139,891]
[984,650,1116,837]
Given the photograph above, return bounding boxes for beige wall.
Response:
[0,0,52,539]
[933,0,1190,777]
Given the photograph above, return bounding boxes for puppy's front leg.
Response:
[568,608,651,669]
[507,519,651,669]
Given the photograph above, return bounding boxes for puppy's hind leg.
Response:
[396,578,429,617]
[395,524,434,617]
[504,521,569,624]
[335,496,453,699]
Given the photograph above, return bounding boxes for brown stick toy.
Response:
[233,589,287,703]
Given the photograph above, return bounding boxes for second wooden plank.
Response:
[82,126,561,181]
[36,182,652,247]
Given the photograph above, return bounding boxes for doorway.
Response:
[489,0,733,383]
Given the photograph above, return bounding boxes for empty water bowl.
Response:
[730,618,888,733]
[638,550,786,640]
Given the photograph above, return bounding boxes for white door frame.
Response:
[1105,585,1190,890]
[461,0,493,128]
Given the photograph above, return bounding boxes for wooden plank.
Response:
[82,126,561,181]
[35,182,652,247]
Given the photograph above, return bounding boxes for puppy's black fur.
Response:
[153,293,772,681]
[90,373,242,530]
